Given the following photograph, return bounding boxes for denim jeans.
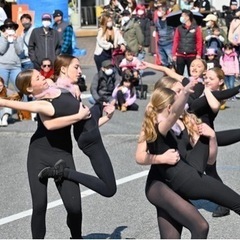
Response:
[225,75,235,89]
[158,43,173,66]
[21,61,34,70]
[0,67,22,91]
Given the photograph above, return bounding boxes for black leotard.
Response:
[28,90,82,239]
[40,90,117,197]
[147,128,240,216]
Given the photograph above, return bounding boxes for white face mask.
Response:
[105,68,113,76]
[42,20,51,28]
[107,21,113,28]
[122,16,130,23]
[206,21,212,27]
[137,10,144,16]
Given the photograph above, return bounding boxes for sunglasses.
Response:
[42,64,51,68]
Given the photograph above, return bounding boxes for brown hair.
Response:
[99,14,115,41]
[15,69,34,95]
[0,77,7,98]
[53,54,76,81]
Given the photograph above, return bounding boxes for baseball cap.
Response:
[42,13,52,21]
[230,0,238,5]
[53,9,63,18]
[203,14,218,22]
[101,60,113,68]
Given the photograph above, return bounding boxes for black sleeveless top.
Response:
[30,90,80,152]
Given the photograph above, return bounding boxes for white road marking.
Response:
[0,170,148,226]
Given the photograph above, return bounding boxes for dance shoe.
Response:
[38,159,67,183]
[212,206,230,218]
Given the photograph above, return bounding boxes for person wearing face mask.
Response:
[172,9,203,76]
[202,14,227,56]
[28,13,61,70]
[20,13,34,70]
[121,9,144,59]
[90,59,121,105]
[134,4,151,58]
[0,18,23,91]
[153,4,175,67]
[94,14,126,72]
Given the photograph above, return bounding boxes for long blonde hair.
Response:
[181,111,202,144]
[140,88,176,143]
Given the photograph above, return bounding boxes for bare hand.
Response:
[161,149,180,165]
[184,79,198,93]
[78,103,91,120]
[103,103,115,119]
[198,123,215,138]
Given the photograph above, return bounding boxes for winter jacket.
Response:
[28,27,61,70]
[94,27,126,56]
[121,19,144,54]
[90,69,121,103]
[220,51,239,75]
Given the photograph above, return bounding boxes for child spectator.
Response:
[205,48,221,70]
[0,77,14,126]
[119,48,142,79]
[220,43,239,98]
[40,58,54,79]
[112,69,139,112]
[205,26,225,54]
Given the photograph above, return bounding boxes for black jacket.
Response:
[28,27,61,70]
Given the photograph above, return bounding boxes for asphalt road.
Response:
[1,67,240,239]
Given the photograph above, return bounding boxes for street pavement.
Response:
[1,40,240,238]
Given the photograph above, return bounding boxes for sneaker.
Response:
[54,159,67,183]
[121,106,127,112]
[38,159,67,183]
[1,114,8,127]
[212,205,230,218]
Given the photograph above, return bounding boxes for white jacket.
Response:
[94,27,126,56]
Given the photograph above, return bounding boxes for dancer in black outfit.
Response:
[0,72,91,238]
[0,66,116,238]
[138,82,240,238]
[140,60,239,217]
[38,55,117,197]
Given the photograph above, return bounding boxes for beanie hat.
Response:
[42,13,52,21]
[53,9,63,18]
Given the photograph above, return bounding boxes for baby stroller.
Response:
[111,47,125,75]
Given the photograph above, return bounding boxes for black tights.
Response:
[28,147,82,239]
[146,180,209,239]
[64,106,117,197]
